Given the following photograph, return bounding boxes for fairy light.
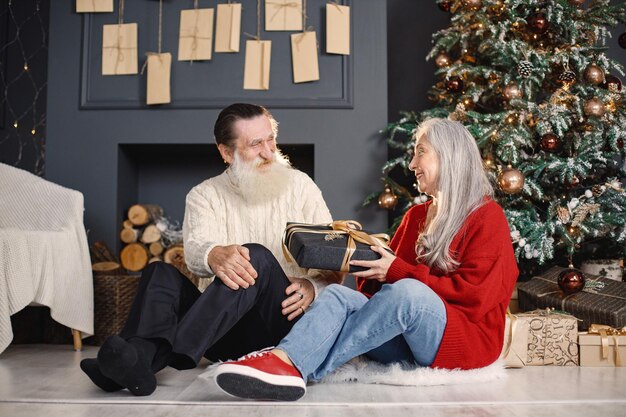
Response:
[0,0,47,174]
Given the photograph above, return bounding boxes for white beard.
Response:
[229,149,293,204]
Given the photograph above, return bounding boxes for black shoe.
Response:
[79,358,123,392]
[97,336,157,396]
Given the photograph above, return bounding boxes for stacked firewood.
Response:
[118,204,201,287]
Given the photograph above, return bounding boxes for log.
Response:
[148,256,162,264]
[140,224,162,244]
[90,241,118,263]
[120,227,140,244]
[127,204,164,226]
[120,243,149,272]
[92,261,124,275]
[122,219,134,229]
[149,241,164,256]
[164,245,202,288]
[163,245,185,265]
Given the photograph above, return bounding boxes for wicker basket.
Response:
[93,274,140,345]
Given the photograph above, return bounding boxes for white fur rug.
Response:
[201,356,506,387]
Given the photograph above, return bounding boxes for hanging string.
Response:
[194,0,199,9]
[158,0,163,53]
[257,0,261,40]
[118,0,125,25]
[244,0,261,41]
[302,0,306,31]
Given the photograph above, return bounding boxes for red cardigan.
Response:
[357,199,518,370]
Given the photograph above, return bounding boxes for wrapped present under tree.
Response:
[518,266,626,331]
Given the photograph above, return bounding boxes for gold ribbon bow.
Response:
[283,220,391,272]
[588,324,626,366]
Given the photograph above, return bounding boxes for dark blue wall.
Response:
[45,0,388,249]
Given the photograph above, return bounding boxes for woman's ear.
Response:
[217,143,234,165]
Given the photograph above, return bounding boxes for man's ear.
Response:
[217,143,234,165]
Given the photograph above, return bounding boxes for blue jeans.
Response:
[277,279,447,383]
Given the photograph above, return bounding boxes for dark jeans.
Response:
[119,243,298,371]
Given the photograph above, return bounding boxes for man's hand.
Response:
[349,246,396,282]
[208,245,258,290]
[282,277,314,321]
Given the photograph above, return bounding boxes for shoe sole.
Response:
[215,365,305,401]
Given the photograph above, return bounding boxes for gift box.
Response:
[518,266,626,331]
[283,221,392,273]
[579,324,626,367]
[515,309,579,366]
[500,312,529,368]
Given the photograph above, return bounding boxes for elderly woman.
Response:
[214,118,519,401]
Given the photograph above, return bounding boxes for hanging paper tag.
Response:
[291,31,319,83]
[326,3,350,55]
[178,8,214,61]
[215,3,241,53]
[102,23,138,75]
[146,53,172,105]
[76,0,114,13]
[265,0,303,31]
[243,40,271,90]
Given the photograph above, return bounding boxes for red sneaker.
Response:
[214,348,306,401]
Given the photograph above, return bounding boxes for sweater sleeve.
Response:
[386,203,515,322]
[182,184,220,277]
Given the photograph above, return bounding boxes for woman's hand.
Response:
[349,246,396,282]
[282,277,315,321]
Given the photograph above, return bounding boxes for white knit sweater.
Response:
[183,167,340,296]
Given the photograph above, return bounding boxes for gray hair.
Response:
[414,118,493,273]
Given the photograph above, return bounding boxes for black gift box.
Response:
[283,222,393,273]
[518,266,626,331]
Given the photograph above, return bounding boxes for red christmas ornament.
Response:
[617,138,624,150]
[445,76,464,93]
[603,75,622,92]
[527,12,550,34]
[540,133,561,152]
[619,32,626,49]
[438,1,452,12]
[557,268,586,295]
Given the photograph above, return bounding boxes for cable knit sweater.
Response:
[357,199,519,370]
[183,167,340,295]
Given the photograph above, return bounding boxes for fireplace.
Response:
[116,143,314,250]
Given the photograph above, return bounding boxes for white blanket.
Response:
[0,163,93,353]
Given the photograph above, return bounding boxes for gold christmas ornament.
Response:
[435,52,452,68]
[378,186,398,210]
[503,82,523,100]
[583,64,605,85]
[583,97,606,117]
[498,165,525,194]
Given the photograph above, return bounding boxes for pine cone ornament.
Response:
[517,61,533,78]
[558,69,577,86]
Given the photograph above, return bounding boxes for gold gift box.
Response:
[579,324,626,367]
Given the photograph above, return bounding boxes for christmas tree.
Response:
[368,0,626,278]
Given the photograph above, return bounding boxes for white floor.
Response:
[0,344,625,417]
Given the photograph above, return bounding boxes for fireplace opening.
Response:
[117,143,314,249]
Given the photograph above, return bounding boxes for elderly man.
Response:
[80,103,341,396]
